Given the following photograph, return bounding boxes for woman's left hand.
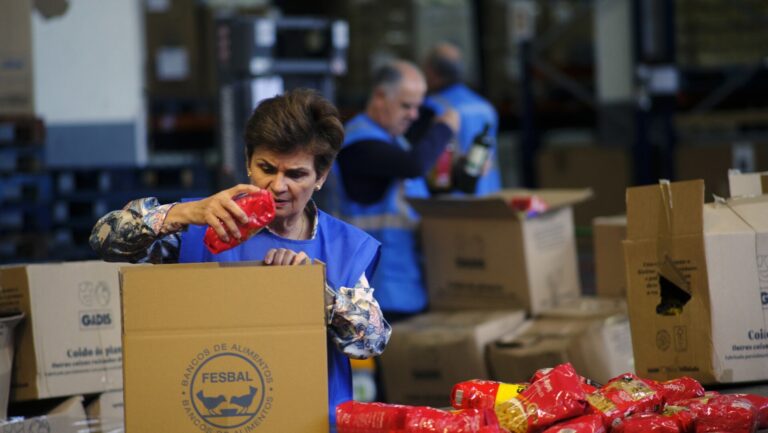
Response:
[264,248,310,266]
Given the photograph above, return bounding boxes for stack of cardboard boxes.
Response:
[377,188,636,407]
[0,261,128,432]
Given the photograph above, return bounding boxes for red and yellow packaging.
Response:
[451,380,528,410]
[586,373,664,429]
[494,363,588,433]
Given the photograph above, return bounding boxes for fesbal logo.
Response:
[182,344,274,432]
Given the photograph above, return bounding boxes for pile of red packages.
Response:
[337,362,768,433]
[336,401,503,433]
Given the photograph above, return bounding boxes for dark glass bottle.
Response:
[454,123,492,193]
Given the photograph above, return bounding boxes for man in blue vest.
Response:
[335,59,459,320]
[417,41,502,196]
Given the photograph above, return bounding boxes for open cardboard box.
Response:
[625,180,768,384]
[408,188,591,314]
[120,261,329,433]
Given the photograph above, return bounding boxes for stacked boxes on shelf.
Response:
[48,164,216,261]
[0,116,50,263]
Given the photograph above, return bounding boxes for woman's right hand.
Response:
[166,184,262,243]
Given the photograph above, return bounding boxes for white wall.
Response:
[33,0,145,123]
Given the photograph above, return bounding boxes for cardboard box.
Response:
[86,390,124,433]
[537,146,629,226]
[2,395,87,433]
[0,0,34,115]
[624,180,768,384]
[144,0,217,100]
[379,310,525,407]
[120,262,329,433]
[489,297,633,384]
[593,215,628,298]
[408,189,590,314]
[0,261,127,401]
[729,169,768,198]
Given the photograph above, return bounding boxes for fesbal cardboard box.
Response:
[624,179,768,384]
[408,188,591,314]
[120,262,329,433]
[0,261,126,401]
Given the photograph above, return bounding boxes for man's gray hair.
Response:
[371,59,421,96]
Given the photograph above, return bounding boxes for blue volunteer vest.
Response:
[178,207,381,426]
[333,114,430,314]
[424,83,502,196]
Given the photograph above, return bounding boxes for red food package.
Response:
[731,394,768,429]
[204,191,275,254]
[680,394,758,433]
[541,414,606,433]
[451,380,528,410]
[404,407,495,433]
[336,401,409,433]
[530,367,600,394]
[509,195,548,216]
[658,377,705,404]
[586,373,664,429]
[612,413,681,433]
[494,363,588,433]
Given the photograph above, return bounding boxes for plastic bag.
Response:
[451,380,527,410]
[494,363,588,433]
[540,414,606,433]
[204,190,275,254]
[678,394,758,433]
[404,407,499,433]
[657,377,705,405]
[336,401,409,433]
[586,373,664,430]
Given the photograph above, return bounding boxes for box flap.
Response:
[121,262,326,332]
[728,170,768,198]
[626,180,704,240]
[725,195,768,232]
[407,188,592,219]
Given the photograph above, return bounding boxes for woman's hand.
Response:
[166,184,262,243]
[264,248,310,266]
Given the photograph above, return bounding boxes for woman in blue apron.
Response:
[90,89,391,427]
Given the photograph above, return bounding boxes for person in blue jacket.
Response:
[334,60,459,320]
[89,89,391,427]
[418,41,502,196]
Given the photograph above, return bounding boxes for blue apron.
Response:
[424,83,502,196]
[178,207,381,426]
[333,114,429,314]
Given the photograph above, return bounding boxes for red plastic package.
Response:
[451,380,528,410]
[658,377,705,404]
[612,413,681,433]
[586,373,664,430]
[678,394,758,433]
[203,190,275,254]
[530,367,600,394]
[731,394,768,429]
[509,195,548,216]
[540,414,606,433]
[404,407,498,433]
[336,401,409,433]
[494,363,588,433]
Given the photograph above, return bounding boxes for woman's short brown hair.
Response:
[244,88,344,177]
